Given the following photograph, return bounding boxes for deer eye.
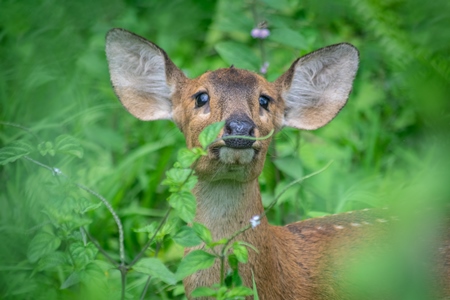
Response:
[259,95,270,111]
[195,92,209,108]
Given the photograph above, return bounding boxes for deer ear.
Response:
[277,43,359,130]
[105,28,186,121]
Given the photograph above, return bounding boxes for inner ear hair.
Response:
[279,43,359,130]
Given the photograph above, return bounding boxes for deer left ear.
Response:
[276,43,359,130]
[105,28,186,121]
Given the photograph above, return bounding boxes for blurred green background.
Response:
[1,0,449,299]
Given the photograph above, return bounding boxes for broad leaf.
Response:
[193,222,212,245]
[27,232,61,263]
[226,286,254,298]
[177,148,201,168]
[0,140,34,165]
[191,286,218,298]
[133,257,177,285]
[173,226,202,247]
[55,134,84,158]
[198,121,225,148]
[168,192,196,223]
[232,243,248,263]
[176,250,216,280]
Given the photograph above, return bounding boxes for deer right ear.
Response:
[277,43,359,130]
[105,28,186,121]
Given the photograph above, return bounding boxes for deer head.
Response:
[105,28,359,183]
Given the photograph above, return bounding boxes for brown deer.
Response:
[105,28,450,299]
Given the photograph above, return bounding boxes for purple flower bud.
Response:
[251,28,270,39]
[251,28,261,38]
[259,28,270,38]
[260,62,269,74]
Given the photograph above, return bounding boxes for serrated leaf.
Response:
[215,42,259,71]
[177,148,201,168]
[163,168,192,188]
[27,232,61,263]
[55,135,84,158]
[233,243,248,263]
[198,121,225,148]
[193,222,212,245]
[61,271,81,289]
[168,192,196,223]
[173,226,202,247]
[226,286,254,297]
[0,140,34,165]
[133,257,177,285]
[135,218,177,242]
[37,251,67,272]
[269,28,307,49]
[191,286,218,298]
[69,242,98,268]
[176,250,216,280]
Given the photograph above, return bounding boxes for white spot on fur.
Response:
[362,221,371,225]
[334,225,344,230]
[351,223,361,227]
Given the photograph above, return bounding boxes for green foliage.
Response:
[1,0,449,299]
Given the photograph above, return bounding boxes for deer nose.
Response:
[223,115,256,149]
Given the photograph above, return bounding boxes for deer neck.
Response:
[193,179,268,241]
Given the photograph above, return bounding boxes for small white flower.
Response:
[53,168,62,175]
[250,215,261,228]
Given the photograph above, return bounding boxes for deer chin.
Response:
[219,147,255,165]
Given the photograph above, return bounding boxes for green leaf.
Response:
[193,222,212,245]
[198,121,225,148]
[261,0,290,10]
[268,28,307,50]
[208,238,228,248]
[69,242,98,268]
[176,250,216,280]
[133,257,177,285]
[252,270,260,300]
[134,218,177,242]
[27,232,61,263]
[163,168,195,191]
[61,271,81,289]
[232,243,248,263]
[215,42,260,71]
[55,134,84,158]
[226,286,254,298]
[37,251,67,271]
[173,226,202,247]
[228,254,238,270]
[191,286,218,298]
[168,191,196,223]
[0,140,34,165]
[177,148,201,168]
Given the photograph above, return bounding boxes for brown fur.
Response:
[105,29,450,300]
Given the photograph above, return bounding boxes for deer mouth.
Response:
[210,140,261,165]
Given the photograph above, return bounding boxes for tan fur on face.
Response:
[171,67,284,182]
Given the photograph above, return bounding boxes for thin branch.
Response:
[130,209,171,267]
[23,156,126,265]
[81,227,119,267]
